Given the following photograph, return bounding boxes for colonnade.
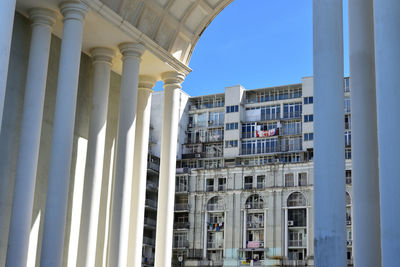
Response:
[313,0,399,267]
[1,1,184,267]
[0,0,399,267]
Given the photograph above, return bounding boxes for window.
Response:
[344,97,351,113]
[225,140,238,148]
[257,175,265,189]
[303,96,313,104]
[176,176,188,192]
[209,112,224,126]
[344,77,350,92]
[226,105,239,113]
[346,170,352,185]
[282,121,302,135]
[244,176,253,189]
[206,179,214,192]
[285,173,294,187]
[345,131,351,146]
[287,192,307,207]
[226,122,238,130]
[283,103,302,119]
[298,173,307,186]
[288,209,307,227]
[345,114,351,130]
[304,133,314,141]
[304,114,313,122]
[245,194,264,209]
[218,178,226,191]
[261,105,280,120]
[345,148,352,159]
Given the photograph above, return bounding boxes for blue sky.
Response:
[155,0,349,96]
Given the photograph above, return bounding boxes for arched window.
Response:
[207,196,224,211]
[245,194,264,209]
[346,192,351,206]
[287,192,306,207]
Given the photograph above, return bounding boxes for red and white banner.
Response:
[256,125,279,137]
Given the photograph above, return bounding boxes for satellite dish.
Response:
[178,256,183,262]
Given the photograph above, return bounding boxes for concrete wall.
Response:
[0,12,122,267]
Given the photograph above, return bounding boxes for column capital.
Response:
[29,8,57,29]
[59,1,88,23]
[119,42,145,62]
[161,71,185,89]
[138,75,156,93]
[90,47,115,66]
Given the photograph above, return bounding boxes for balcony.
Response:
[144,217,157,227]
[143,236,155,246]
[282,111,302,120]
[176,184,188,193]
[206,184,214,192]
[182,152,205,159]
[246,240,264,248]
[247,221,264,229]
[207,203,225,211]
[146,181,158,191]
[218,184,226,191]
[142,256,154,265]
[145,199,158,209]
[288,239,307,247]
[244,183,253,190]
[174,221,190,229]
[147,160,159,172]
[282,260,308,266]
[245,203,264,209]
[175,203,190,211]
[207,241,224,249]
[173,239,189,248]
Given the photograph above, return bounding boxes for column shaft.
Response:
[313,0,346,266]
[0,0,16,131]
[40,2,88,267]
[77,47,114,267]
[5,8,56,267]
[127,76,155,267]
[155,71,184,267]
[348,0,381,266]
[373,0,400,265]
[108,43,144,267]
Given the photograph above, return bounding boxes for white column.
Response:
[39,2,88,267]
[348,0,382,266]
[76,47,114,267]
[0,0,16,131]
[373,0,400,265]
[243,210,247,248]
[203,211,208,259]
[154,71,185,267]
[127,75,156,267]
[313,0,346,266]
[108,42,145,267]
[5,8,56,267]
[284,208,288,258]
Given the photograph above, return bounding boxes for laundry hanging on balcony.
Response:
[256,125,279,137]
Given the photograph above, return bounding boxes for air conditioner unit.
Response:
[347,240,352,246]
[245,204,252,209]
[209,120,214,124]
[288,220,294,226]
[260,242,264,247]
[188,123,192,127]
[346,221,351,225]
[195,153,201,158]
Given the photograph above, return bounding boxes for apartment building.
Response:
[146,77,353,266]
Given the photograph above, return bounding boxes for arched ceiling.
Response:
[99,0,233,64]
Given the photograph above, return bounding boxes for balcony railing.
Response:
[283,111,302,119]
[246,203,264,209]
[288,239,307,247]
[145,199,157,209]
[207,241,224,248]
[176,184,188,193]
[282,259,308,266]
[175,203,190,211]
[246,240,264,248]
[244,183,253,190]
[173,239,189,248]
[146,181,158,191]
[144,217,157,227]
[147,161,159,172]
[142,256,154,265]
[207,204,225,211]
[182,152,205,159]
[143,236,155,246]
[218,184,226,191]
[206,185,214,192]
[174,222,190,229]
[247,221,264,228]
